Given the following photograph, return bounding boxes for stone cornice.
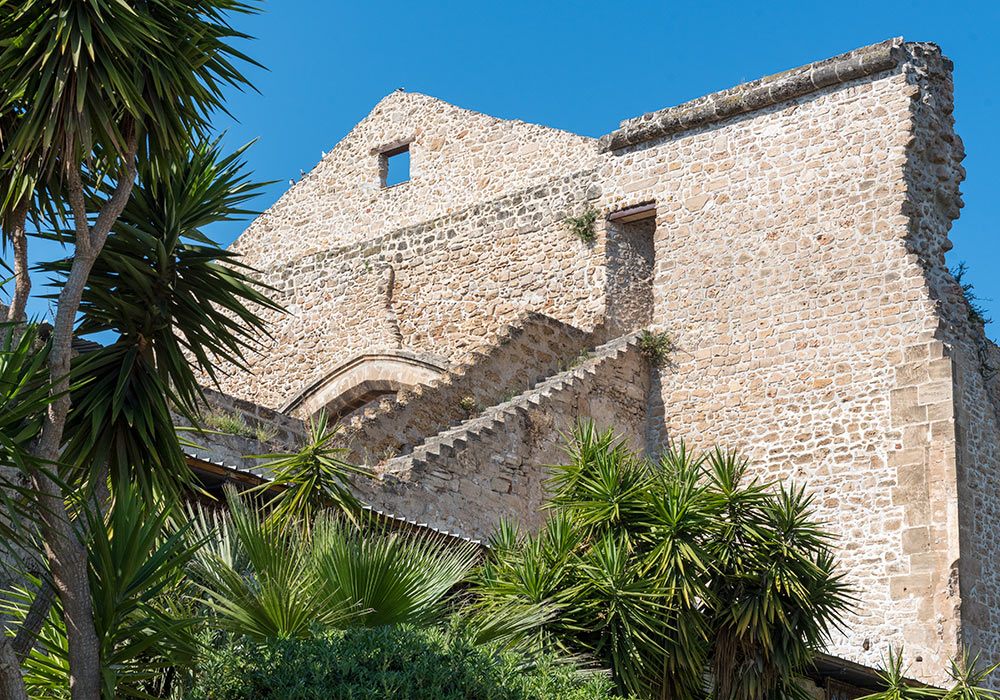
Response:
[598,37,907,153]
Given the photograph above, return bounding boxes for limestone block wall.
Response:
[595,41,972,682]
[355,334,649,540]
[193,36,1000,685]
[214,170,606,410]
[333,312,593,464]
[230,91,599,272]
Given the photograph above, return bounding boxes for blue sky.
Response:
[17,0,999,334]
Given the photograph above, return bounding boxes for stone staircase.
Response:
[356,332,648,540]
[336,311,595,463]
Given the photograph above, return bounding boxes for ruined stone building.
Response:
[180,38,1000,690]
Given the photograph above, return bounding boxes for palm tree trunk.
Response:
[0,637,29,700]
[29,142,137,700]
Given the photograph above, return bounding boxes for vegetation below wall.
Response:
[187,627,629,700]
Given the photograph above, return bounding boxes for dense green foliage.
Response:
[186,626,630,700]
[471,423,852,700]
[187,487,480,639]
[1,485,202,699]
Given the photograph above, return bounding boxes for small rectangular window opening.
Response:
[378,144,410,188]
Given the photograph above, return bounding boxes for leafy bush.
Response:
[186,626,628,700]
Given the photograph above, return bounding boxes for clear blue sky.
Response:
[18,0,1000,334]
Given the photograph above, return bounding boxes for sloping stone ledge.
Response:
[598,37,907,153]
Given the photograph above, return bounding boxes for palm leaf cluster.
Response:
[1,484,202,699]
[0,0,260,182]
[860,647,1000,700]
[34,138,279,502]
[248,412,370,529]
[471,422,853,700]
[187,487,482,641]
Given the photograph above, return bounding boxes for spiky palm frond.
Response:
[571,531,671,699]
[190,487,351,641]
[0,0,261,180]
[546,422,653,542]
[0,323,59,563]
[251,412,370,529]
[311,511,480,628]
[66,138,279,405]
[858,647,943,700]
[34,139,278,501]
[188,488,478,642]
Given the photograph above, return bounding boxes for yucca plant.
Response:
[1,483,203,699]
[859,647,999,700]
[36,138,280,503]
[0,2,264,697]
[470,421,853,700]
[249,412,370,530]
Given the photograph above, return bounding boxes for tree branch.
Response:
[4,196,31,325]
[11,575,55,664]
[64,167,91,260]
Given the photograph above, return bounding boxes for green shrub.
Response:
[637,330,675,366]
[186,626,626,700]
[565,206,599,243]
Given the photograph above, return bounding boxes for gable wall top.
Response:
[230,91,598,272]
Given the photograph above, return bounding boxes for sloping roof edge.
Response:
[183,449,486,549]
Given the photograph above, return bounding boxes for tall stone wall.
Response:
[215,170,607,409]
[594,41,974,681]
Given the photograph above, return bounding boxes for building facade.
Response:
[187,39,1000,686]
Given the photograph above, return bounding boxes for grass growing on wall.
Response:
[201,410,278,443]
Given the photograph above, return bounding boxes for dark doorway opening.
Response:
[604,203,656,338]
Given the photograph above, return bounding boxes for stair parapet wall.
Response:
[355,333,649,540]
[173,386,307,471]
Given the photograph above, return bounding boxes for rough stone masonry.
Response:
[189,38,1000,687]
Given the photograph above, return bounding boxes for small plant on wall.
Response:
[638,330,676,366]
[565,205,599,243]
[459,396,478,415]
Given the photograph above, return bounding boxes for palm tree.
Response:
[471,422,853,700]
[0,3,263,698]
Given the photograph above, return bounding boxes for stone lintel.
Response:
[598,37,909,153]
